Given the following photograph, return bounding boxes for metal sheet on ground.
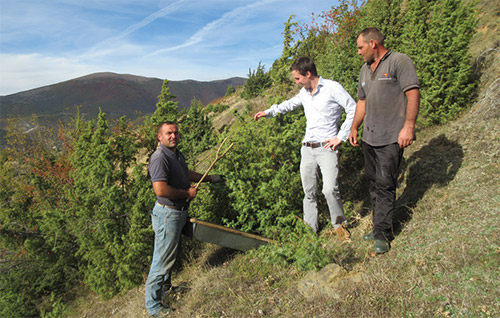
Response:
[184,218,273,251]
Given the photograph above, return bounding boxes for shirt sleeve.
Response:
[264,94,303,117]
[357,65,368,100]
[148,152,169,183]
[396,54,420,92]
[334,84,357,141]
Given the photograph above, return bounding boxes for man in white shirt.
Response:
[254,56,355,241]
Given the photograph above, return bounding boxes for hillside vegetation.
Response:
[1,0,498,317]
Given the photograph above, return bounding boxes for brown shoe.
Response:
[335,225,351,242]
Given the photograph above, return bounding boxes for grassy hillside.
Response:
[66,72,499,318]
[67,2,499,317]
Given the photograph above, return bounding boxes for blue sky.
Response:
[0,0,338,95]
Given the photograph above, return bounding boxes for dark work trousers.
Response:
[363,142,403,242]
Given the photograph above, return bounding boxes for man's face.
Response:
[357,35,375,64]
[291,70,312,90]
[158,124,180,149]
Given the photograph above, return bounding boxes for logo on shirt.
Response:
[378,73,392,81]
[361,81,366,87]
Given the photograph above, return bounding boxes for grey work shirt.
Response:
[357,51,419,146]
[148,144,190,208]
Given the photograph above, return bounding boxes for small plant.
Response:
[240,62,272,99]
[225,85,236,97]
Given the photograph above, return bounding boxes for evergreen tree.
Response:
[178,98,216,166]
[0,118,78,317]
[143,79,180,153]
[400,0,477,125]
[69,111,135,297]
[241,62,272,99]
[269,15,300,88]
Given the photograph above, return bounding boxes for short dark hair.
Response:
[290,56,318,77]
[359,27,385,46]
[157,121,177,134]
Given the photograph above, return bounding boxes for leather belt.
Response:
[156,202,188,211]
[303,141,328,149]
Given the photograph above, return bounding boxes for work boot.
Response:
[363,231,374,241]
[335,224,351,242]
[374,239,390,254]
[150,306,173,317]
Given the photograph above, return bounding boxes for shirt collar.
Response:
[306,76,324,95]
[159,143,177,157]
[380,50,392,62]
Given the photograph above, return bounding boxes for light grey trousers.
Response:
[300,145,346,232]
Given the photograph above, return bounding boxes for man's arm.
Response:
[325,86,357,150]
[188,170,204,183]
[348,99,366,147]
[398,88,419,148]
[188,171,223,183]
[253,95,303,121]
[152,181,196,200]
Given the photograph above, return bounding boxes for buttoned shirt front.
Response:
[264,76,356,143]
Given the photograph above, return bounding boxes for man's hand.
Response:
[398,125,414,148]
[324,137,342,150]
[349,129,359,147]
[253,111,266,121]
[187,187,197,200]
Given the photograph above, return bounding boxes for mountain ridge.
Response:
[0,72,246,120]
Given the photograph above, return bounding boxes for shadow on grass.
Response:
[393,134,463,235]
[204,246,240,267]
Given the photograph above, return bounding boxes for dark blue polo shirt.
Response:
[148,144,190,207]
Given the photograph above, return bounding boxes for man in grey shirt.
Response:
[349,27,420,254]
[145,121,222,317]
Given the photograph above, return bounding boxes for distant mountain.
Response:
[0,72,246,121]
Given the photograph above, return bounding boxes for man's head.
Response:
[357,27,385,64]
[290,57,318,90]
[157,121,179,150]
[290,56,318,77]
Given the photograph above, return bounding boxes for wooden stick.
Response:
[193,137,234,189]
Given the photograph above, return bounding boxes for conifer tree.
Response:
[143,79,180,153]
[69,111,131,296]
[269,15,300,90]
[399,0,477,125]
[178,98,216,166]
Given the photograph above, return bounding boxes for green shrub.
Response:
[241,62,272,100]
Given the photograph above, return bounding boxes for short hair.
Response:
[157,121,177,134]
[290,56,318,77]
[359,27,385,46]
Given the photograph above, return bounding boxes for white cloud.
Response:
[148,0,279,55]
[84,0,187,58]
[0,0,339,95]
[0,53,98,95]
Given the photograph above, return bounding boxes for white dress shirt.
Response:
[264,76,356,143]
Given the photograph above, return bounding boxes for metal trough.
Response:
[183,218,274,251]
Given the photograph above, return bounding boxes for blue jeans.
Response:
[300,146,345,232]
[145,202,187,315]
